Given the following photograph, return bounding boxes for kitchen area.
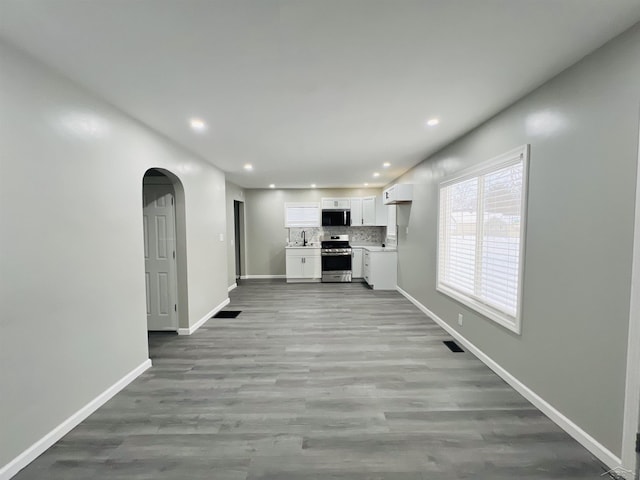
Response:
[284,185,412,290]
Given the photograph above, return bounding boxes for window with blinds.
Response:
[437,145,529,334]
[284,203,320,227]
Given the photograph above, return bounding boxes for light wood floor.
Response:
[16,280,609,479]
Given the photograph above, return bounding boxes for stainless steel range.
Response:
[321,234,352,283]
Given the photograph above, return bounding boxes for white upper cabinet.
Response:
[321,198,351,209]
[361,195,387,226]
[386,204,397,238]
[350,197,363,226]
[284,202,320,227]
[362,196,376,225]
[383,184,413,204]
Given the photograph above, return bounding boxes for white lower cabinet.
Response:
[286,248,321,282]
[351,248,363,278]
[363,248,397,290]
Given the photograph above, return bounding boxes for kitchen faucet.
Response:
[301,230,307,246]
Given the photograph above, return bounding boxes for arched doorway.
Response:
[142,168,188,331]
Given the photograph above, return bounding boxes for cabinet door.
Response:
[286,254,304,278]
[352,248,363,277]
[321,199,335,209]
[375,194,388,226]
[386,204,397,239]
[350,198,363,226]
[322,198,350,209]
[362,197,376,226]
[363,250,371,284]
[304,255,322,279]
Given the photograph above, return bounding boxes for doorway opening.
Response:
[142,168,188,332]
[621,115,640,479]
[234,200,246,283]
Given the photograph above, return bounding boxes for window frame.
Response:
[436,145,530,334]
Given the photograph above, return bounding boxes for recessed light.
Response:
[373,172,380,177]
[189,118,207,131]
[269,184,275,188]
[383,162,391,168]
[364,183,369,186]
[426,118,440,127]
[243,164,253,171]
[311,184,316,188]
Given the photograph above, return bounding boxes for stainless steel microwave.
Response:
[321,209,351,226]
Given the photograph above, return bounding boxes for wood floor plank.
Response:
[13,280,608,479]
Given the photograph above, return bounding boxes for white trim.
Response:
[621,118,640,480]
[396,285,623,471]
[440,144,529,186]
[228,283,237,292]
[0,359,151,480]
[177,298,230,335]
[240,275,286,279]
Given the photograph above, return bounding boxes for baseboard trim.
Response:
[396,285,622,471]
[177,297,230,335]
[0,359,152,480]
[228,283,237,292]
[240,275,286,279]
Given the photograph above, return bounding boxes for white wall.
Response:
[0,40,229,470]
[391,24,640,460]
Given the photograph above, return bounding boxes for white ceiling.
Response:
[2,1,639,189]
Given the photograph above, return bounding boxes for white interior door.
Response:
[143,184,178,330]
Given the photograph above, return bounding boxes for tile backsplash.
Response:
[289,226,386,245]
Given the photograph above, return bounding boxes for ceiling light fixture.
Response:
[373,172,380,177]
[311,184,316,188]
[189,118,207,131]
[364,183,369,186]
[243,164,253,171]
[269,184,275,188]
[383,162,391,168]
[426,118,440,127]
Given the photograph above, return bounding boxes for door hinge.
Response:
[173,251,176,259]
[636,432,640,453]
[171,197,174,205]
[174,304,177,312]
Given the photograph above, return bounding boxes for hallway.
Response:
[15,281,607,479]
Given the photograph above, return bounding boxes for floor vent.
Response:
[213,310,242,318]
[443,340,464,352]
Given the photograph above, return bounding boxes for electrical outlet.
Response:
[458,314,463,326]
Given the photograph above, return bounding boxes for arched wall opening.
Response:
[142,168,189,331]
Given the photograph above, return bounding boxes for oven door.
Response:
[321,252,352,282]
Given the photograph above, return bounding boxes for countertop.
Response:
[285,244,397,252]
[358,246,397,252]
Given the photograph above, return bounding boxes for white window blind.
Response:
[437,145,529,333]
[284,203,320,227]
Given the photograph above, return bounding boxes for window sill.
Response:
[437,284,521,335]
